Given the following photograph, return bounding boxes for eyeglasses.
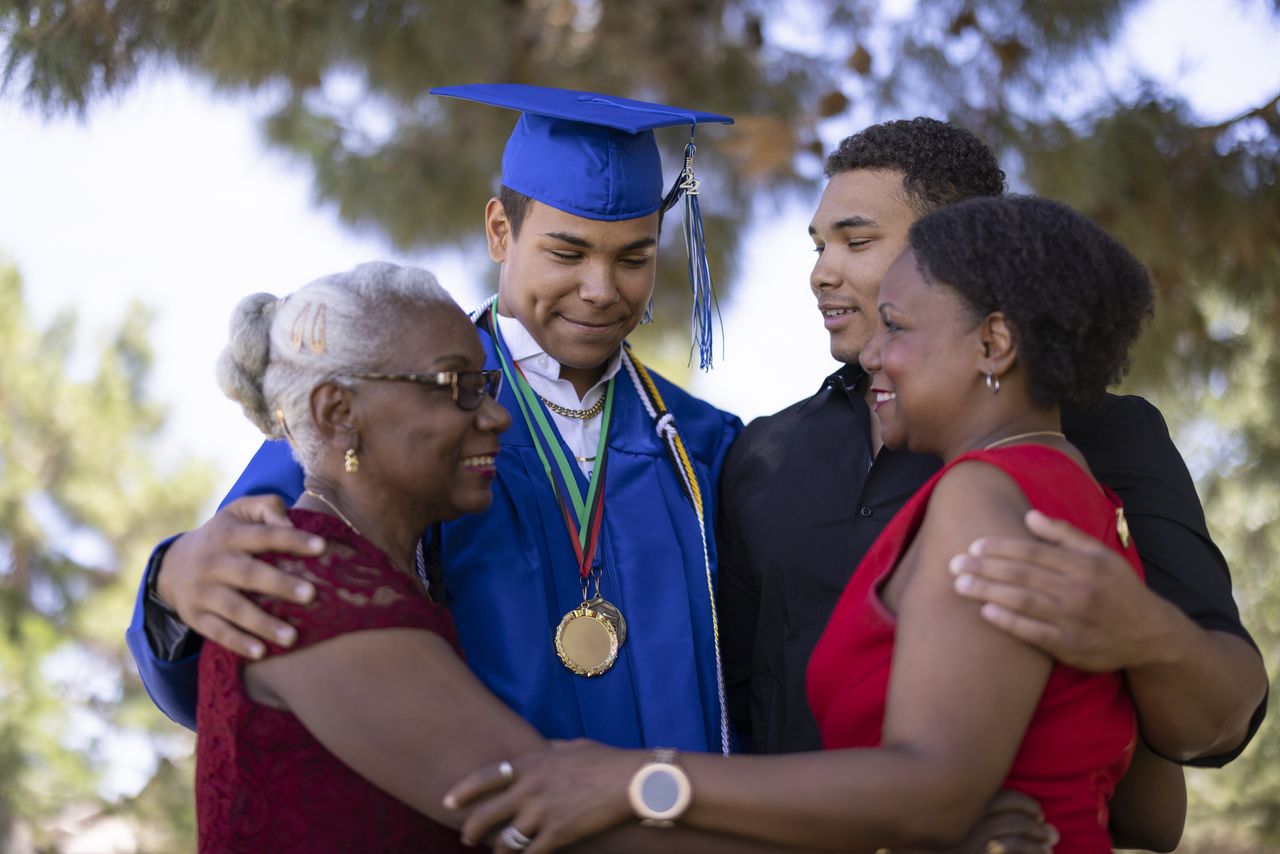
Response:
[341,370,504,411]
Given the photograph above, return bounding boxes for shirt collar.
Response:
[493,310,624,391]
[822,362,868,399]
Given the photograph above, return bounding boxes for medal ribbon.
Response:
[488,302,614,582]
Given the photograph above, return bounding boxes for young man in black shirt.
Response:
[717,119,1266,787]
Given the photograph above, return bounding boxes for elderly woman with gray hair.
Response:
[193,261,546,852]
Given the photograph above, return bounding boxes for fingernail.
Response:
[308,536,325,551]
[980,603,1002,621]
[442,794,456,809]
[969,539,987,555]
[295,583,314,602]
[276,626,297,646]
[954,574,974,593]
[460,835,473,847]
[948,555,967,575]
[247,642,265,659]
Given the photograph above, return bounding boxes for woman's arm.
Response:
[245,626,545,826]
[678,463,1050,850]
[453,462,1056,852]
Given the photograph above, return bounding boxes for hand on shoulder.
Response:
[158,494,324,659]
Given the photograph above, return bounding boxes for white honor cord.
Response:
[622,351,731,757]
[470,293,499,324]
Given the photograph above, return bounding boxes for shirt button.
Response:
[859,506,874,518]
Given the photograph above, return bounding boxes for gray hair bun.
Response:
[217,292,283,437]
[215,262,460,469]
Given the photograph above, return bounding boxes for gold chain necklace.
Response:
[536,391,605,420]
[303,488,361,536]
[982,430,1066,451]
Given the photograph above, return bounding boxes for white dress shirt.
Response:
[495,312,623,477]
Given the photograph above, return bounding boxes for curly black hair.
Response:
[908,195,1154,410]
[825,118,1006,213]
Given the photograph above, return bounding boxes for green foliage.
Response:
[1167,321,1280,851]
[0,262,212,850]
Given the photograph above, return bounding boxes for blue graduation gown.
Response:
[126,326,742,752]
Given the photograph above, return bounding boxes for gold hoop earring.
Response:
[985,372,1001,394]
[344,448,360,474]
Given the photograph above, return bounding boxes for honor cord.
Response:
[623,350,730,757]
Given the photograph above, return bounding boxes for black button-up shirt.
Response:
[717,364,1263,765]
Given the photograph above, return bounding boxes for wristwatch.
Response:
[627,748,691,828]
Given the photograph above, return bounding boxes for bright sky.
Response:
[1,0,1277,501]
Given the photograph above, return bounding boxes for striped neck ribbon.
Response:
[488,301,615,582]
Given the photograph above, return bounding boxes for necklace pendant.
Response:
[555,596,628,677]
[1116,507,1131,549]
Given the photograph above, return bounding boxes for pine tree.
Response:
[0,261,213,850]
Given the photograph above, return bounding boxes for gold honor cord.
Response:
[623,349,730,757]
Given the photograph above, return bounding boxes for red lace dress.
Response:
[196,509,469,853]
[807,446,1142,853]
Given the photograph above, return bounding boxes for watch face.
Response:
[640,768,682,813]
[630,762,691,823]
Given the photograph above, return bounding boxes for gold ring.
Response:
[987,841,1007,854]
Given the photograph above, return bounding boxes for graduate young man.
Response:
[126,85,743,755]
[718,118,1267,840]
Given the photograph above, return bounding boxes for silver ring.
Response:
[497,760,515,783]
[500,825,532,850]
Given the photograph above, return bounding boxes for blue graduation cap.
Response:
[431,83,734,369]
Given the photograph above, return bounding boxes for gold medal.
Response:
[555,597,628,677]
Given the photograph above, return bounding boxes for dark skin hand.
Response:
[155,493,322,659]
[949,509,1266,760]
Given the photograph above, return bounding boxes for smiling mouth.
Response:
[461,454,496,468]
[821,308,857,318]
[874,390,896,405]
[560,314,620,329]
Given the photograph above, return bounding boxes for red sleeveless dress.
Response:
[196,509,469,853]
[807,446,1141,853]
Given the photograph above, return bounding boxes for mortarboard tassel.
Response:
[664,141,723,371]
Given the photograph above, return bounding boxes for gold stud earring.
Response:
[344,448,360,474]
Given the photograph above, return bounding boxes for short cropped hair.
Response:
[499,184,663,237]
[908,195,1153,410]
[825,118,1006,213]
[499,185,534,237]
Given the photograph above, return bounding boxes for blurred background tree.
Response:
[0,0,1275,850]
[0,262,212,851]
